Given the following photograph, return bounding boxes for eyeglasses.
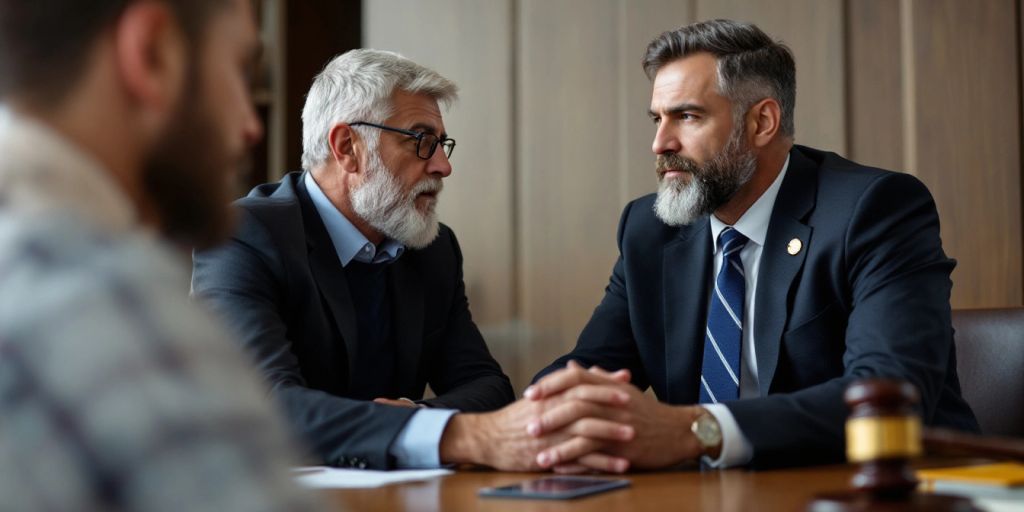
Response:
[349,121,456,160]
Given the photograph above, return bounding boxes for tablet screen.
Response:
[480,476,630,500]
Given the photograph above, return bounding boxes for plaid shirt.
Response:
[0,115,325,511]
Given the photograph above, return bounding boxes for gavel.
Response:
[806,378,1023,511]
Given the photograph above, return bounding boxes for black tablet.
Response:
[478,476,630,500]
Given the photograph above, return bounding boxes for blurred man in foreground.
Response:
[0,0,322,509]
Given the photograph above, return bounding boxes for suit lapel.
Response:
[295,174,361,381]
[663,219,714,404]
[388,255,424,396]
[753,149,817,396]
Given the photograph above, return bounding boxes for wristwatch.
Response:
[690,408,723,459]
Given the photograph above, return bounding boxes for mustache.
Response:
[410,177,444,196]
[656,153,701,176]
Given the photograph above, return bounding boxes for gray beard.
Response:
[654,175,707,226]
[350,150,442,249]
[653,132,756,226]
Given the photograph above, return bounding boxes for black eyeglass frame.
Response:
[349,121,456,160]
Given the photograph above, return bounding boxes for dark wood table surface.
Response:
[318,458,989,512]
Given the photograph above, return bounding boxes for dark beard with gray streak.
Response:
[653,130,757,226]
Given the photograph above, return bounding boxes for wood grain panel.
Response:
[285,1,361,171]
[846,0,904,171]
[515,0,697,388]
[364,1,521,380]
[695,0,847,154]
[367,0,1024,390]
[364,0,516,323]
[621,1,696,202]
[517,0,627,387]
[907,0,1022,307]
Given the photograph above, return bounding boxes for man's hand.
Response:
[526,362,704,472]
[438,378,634,472]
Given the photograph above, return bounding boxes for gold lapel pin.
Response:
[787,238,802,255]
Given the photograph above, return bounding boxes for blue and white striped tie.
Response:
[699,227,748,404]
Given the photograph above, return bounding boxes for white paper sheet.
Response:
[292,466,453,489]
[975,498,1024,512]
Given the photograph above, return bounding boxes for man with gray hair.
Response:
[192,49,516,469]
[522,18,978,472]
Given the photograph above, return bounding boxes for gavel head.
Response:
[808,379,979,511]
[843,379,923,498]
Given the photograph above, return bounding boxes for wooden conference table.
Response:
[318,458,985,512]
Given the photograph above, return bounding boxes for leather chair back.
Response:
[951,308,1024,437]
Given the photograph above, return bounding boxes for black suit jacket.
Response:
[192,172,514,469]
[536,145,978,467]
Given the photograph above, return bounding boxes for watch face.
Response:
[694,414,722,446]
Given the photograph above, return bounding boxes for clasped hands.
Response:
[438,361,704,473]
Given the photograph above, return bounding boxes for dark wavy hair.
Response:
[642,19,796,136]
[0,0,227,105]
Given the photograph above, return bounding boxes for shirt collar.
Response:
[303,171,404,267]
[0,109,139,235]
[709,154,791,252]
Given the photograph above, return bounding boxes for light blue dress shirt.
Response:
[304,172,456,468]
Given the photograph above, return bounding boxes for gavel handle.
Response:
[923,427,1024,459]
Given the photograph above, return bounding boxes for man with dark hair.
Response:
[0,1,322,510]
[522,19,978,471]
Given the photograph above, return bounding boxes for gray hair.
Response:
[300,49,459,171]
[642,19,796,136]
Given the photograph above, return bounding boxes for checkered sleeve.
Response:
[0,230,326,512]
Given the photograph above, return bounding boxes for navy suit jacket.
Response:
[192,172,514,469]
[536,145,978,467]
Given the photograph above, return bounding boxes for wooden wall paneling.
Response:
[695,0,847,155]
[516,0,630,388]
[846,0,904,171]
[262,0,287,184]
[516,0,697,389]
[366,0,1024,389]
[245,0,287,191]
[363,0,520,379]
[284,1,361,173]
[620,1,696,202]
[907,0,1022,308]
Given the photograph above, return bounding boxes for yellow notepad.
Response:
[917,462,1024,488]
